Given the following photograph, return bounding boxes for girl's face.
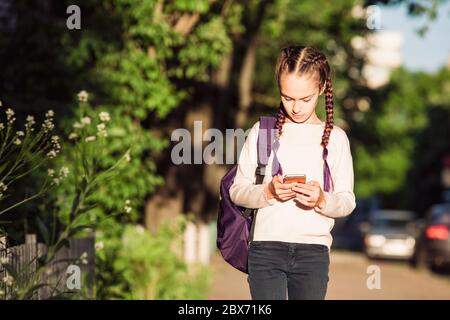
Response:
[279,73,324,123]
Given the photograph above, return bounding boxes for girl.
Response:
[229,46,356,300]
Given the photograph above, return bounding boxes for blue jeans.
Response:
[247,241,330,300]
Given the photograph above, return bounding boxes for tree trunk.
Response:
[236,36,258,128]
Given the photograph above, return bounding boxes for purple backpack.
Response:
[217,116,282,273]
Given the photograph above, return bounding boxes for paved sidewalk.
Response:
[207,252,251,300]
[208,250,450,300]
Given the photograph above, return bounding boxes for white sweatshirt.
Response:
[229,120,356,248]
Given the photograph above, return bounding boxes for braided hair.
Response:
[274,46,335,192]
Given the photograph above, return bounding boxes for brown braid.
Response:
[273,45,335,191]
[275,102,287,139]
[321,76,334,149]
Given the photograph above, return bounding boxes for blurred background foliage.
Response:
[1,0,449,298]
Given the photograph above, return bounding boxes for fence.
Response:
[0,233,95,299]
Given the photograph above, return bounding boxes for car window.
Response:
[372,219,411,228]
[430,204,450,222]
[431,213,450,224]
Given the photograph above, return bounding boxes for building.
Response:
[352,30,404,89]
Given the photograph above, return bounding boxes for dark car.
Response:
[412,203,450,270]
[361,210,418,260]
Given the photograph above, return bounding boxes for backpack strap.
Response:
[243,116,279,242]
[256,116,276,173]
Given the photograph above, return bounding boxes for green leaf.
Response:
[82,157,90,178]
[23,283,51,299]
[0,161,9,175]
[35,216,50,245]
[77,203,98,215]
[68,224,95,238]
[54,238,71,253]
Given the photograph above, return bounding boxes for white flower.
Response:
[3,274,14,286]
[81,117,91,125]
[124,151,131,162]
[85,136,96,142]
[5,108,14,117]
[59,167,69,178]
[0,182,7,198]
[47,169,55,177]
[77,90,89,102]
[0,123,4,130]
[73,121,83,129]
[124,199,132,214]
[25,115,36,131]
[0,256,7,265]
[80,252,88,265]
[48,136,61,156]
[96,123,107,138]
[45,110,55,118]
[16,131,25,136]
[68,132,78,140]
[42,118,55,132]
[47,150,57,158]
[13,138,21,145]
[95,241,104,250]
[99,112,110,122]
[6,108,15,124]
[52,178,60,185]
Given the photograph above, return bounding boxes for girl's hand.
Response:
[291,180,326,209]
[264,175,297,202]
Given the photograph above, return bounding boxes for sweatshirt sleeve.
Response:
[229,121,278,209]
[313,130,356,218]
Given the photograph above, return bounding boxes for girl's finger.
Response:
[276,194,288,200]
[279,183,294,190]
[307,180,321,187]
[275,187,294,195]
[273,181,287,188]
[277,190,296,197]
[279,194,297,201]
[278,187,296,193]
[296,194,315,204]
[292,185,313,196]
[274,175,284,184]
[294,197,312,207]
[294,183,316,191]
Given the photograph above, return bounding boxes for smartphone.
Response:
[283,174,306,184]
